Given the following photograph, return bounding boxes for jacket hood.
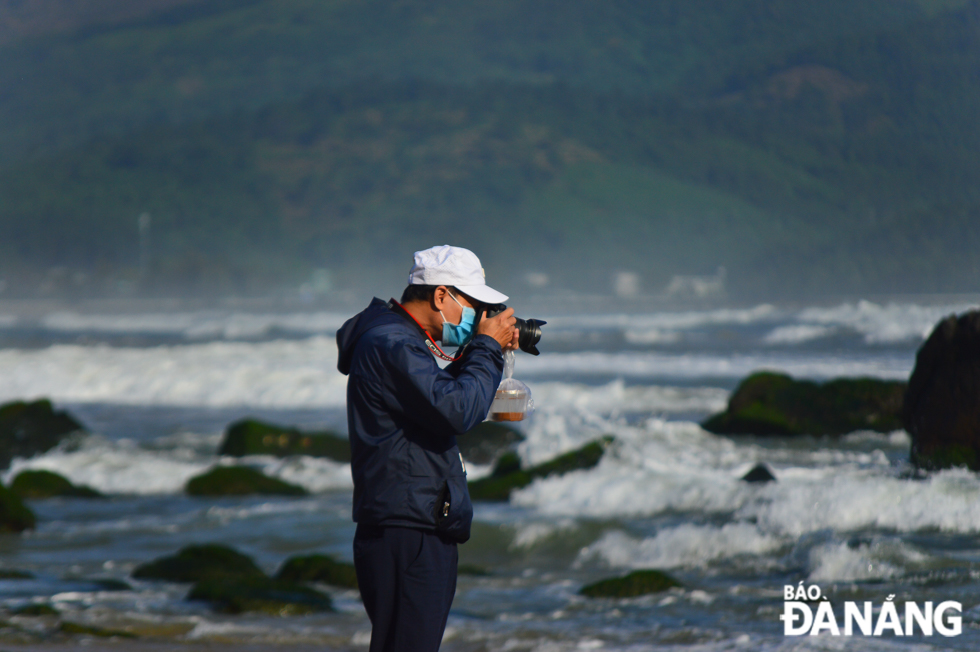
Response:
[336,298,410,375]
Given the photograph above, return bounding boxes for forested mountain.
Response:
[0,0,977,298]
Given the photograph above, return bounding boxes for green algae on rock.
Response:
[185,466,308,496]
[10,470,103,499]
[219,418,350,461]
[0,484,35,533]
[468,436,613,501]
[187,577,333,615]
[0,399,85,470]
[702,371,906,436]
[132,543,266,583]
[275,554,358,589]
[580,569,681,598]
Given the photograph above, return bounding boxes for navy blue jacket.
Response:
[336,298,504,543]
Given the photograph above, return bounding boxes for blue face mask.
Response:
[441,293,477,347]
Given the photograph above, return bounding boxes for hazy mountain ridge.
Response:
[0,0,977,298]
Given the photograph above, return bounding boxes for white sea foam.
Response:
[545,304,780,332]
[787,300,977,345]
[509,415,980,537]
[763,324,838,345]
[517,351,913,380]
[0,435,352,495]
[38,310,349,340]
[806,539,919,582]
[0,337,348,408]
[577,524,784,570]
[2,436,212,494]
[530,380,728,416]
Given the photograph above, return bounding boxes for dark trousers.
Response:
[353,525,458,652]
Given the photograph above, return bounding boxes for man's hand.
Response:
[477,308,519,350]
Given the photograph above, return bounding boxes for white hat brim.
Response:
[455,284,508,305]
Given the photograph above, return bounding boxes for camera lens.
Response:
[484,304,545,356]
[514,317,545,356]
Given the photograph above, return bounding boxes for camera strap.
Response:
[387,299,465,362]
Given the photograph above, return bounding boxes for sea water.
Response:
[0,298,979,650]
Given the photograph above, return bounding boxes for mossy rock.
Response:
[275,554,357,589]
[0,399,85,470]
[457,564,491,576]
[468,436,613,501]
[0,569,33,579]
[0,484,36,533]
[85,578,133,592]
[580,569,681,598]
[702,372,906,436]
[132,543,266,583]
[12,603,58,616]
[187,577,333,615]
[457,421,524,465]
[185,465,308,496]
[219,418,350,462]
[10,470,103,499]
[59,621,137,638]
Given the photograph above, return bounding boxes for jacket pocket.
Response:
[436,475,473,543]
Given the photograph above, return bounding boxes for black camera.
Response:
[484,304,546,356]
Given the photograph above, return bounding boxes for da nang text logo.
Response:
[781,583,962,637]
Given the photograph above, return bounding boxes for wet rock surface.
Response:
[185,465,308,496]
[275,554,358,589]
[10,470,103,499]
[904,310,980,470]
[218,418,350,462]
[0,399,85,470]
[580,569,681,598]
[702,371,905,436]
[468,436,613,501]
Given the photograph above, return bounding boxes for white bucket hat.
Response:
[408,245,508,305]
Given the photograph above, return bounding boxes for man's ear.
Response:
[431,286,449,311]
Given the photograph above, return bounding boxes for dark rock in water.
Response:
[0,569,33,579]
[904,311,980,470]
[457,564,491,576]
[457,422,525,465]
[132,543,266,583]
[185,465,308,496]
[0,399,85,470]
[219,418,350,462]
[188,577,333,615]
[0,484,36,533]
[741,463,777,483]
[275,554,358,589]
[468,436,613,501]
[85,578,133,592]
[12,603,58,616]
[10,470,103,499]
[580,569,681,598]
[60,621,138,638]
[702,372,906,436]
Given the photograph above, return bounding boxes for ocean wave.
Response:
[544,304,780,331]
[38,310,349,340]
[518,351,913,380]
[805,537,929,582]
[577,523,784,570]
[762,324,838,345]
[783,300,977,345]
[510,415,980,537]
[0,337,348,408]
[1,434,352,495]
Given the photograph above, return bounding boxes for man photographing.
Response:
[336,245,518,652]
